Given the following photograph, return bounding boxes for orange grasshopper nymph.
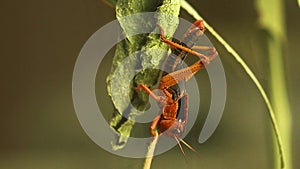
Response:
[135,20,218,151]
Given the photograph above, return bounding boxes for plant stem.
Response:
[256,0,292,168]
[181,0,287,168]
[143,132,159,169]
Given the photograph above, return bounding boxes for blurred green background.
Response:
[1,0,299,168]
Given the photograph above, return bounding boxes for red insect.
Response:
[135,20,217,146]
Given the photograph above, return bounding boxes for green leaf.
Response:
[106,0,181,150]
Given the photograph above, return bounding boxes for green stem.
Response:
[143,132,159,169]
[181,0,287,168]
[256,0,292,168]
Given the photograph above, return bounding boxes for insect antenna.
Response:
[179,138,201,158]
[174,136,188,163]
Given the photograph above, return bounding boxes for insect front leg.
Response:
[150,115,161,136]
[135,84,165,136]
[191,46,218,65]
[181,93,189,124]
[174,93,189,137]
[135,84,162,103]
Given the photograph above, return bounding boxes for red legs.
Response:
[134,84,162,103]
[134,85,188,137]
[175,94,199,157]
[157,24,211,64]
[191,45,213,51]
[182,93,188,125]
[136,79,198,157]
[176,94,201,157]
[192,45,218,63]
[134,84,164,136]
[133,23,209,158]
[192,45,217,57]
[156,23,218,65]
[150,115,161,136]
